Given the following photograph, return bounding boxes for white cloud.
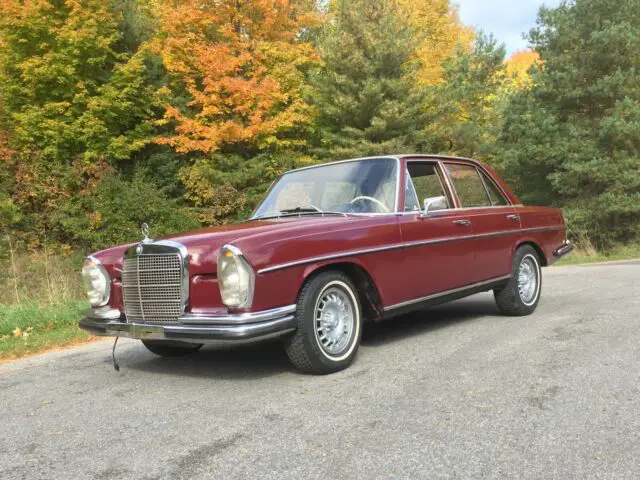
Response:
[454,0,563,54]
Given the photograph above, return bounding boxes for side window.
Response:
[479,170,509,206]
[445,164,491,208]
[406,162,451,212]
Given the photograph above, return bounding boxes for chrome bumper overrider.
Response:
[80,305,297,344]
[553,240,574,258]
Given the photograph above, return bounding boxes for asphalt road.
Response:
[1,261,639,480]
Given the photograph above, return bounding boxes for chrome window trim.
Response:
[441,160,513,208]
[405,160,454,212]
[287,155,400,173]
[123,239,190,316]
[437,160,460,208]
[441,206,517,212]
[384,274,512,311]
[85,255,111,307]
[478,167,495,205]
[257,225,563,275]
[443,162,494,209]
[274,155,512,213]
[404,167,420,212]
[393,157,401,212]
[477,168,509,207]
[251,156,402,218]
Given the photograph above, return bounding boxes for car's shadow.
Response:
[123,295,499,379]
[361,296,499,347]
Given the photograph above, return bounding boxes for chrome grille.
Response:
[122,251,184,325]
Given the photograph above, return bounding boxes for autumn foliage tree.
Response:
[397,0,474,85]
[153,0,319,155]
[0,0,193,249]
[0,0,638,253]
[150,0,320,222]
[505,49,540,90]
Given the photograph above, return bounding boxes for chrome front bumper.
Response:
[79,305,297,345]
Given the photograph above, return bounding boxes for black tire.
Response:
[494,245,542,316]
[141,340,203,357]
[285,271,362,374]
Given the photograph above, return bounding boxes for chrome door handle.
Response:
[507,214,520,222]
[454,219,472,227]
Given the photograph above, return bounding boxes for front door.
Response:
[396,161,476,304]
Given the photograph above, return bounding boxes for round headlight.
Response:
[217,246,255,308]
[81,257,111,307]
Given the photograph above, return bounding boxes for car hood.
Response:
[93,216,357,276]
[165,216,360,273]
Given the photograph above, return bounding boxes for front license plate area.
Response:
[130,324,165,339]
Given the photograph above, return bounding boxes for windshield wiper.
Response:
[279,206,323,214]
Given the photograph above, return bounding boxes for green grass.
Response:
[555,243,640,266]
[0,300,94,360]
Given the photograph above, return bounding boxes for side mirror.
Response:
[421,196,447,217]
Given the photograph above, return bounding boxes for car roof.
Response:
[286,154,483,174]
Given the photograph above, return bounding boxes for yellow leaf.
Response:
[12,327,22,337]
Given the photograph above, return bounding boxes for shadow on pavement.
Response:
[122,340,294,380]
[362,296,499,347]
[123,295,499,378]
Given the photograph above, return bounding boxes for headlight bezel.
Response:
[82,256,111,308]
[217,245,255,309]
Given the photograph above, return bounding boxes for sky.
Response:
[455,0,563,55]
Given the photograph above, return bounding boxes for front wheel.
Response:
[494,245,542,316]
[141,340,203,357]
[285,271,362,374]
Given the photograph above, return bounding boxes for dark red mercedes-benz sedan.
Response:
[80,154,573,374]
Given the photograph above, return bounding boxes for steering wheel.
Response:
[350,196,390,213]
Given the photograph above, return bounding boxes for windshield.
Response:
[253,158,399,218]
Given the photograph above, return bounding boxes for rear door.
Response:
[443,162,520,283]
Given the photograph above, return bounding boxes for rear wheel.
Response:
[285,271,362,374]
[494,245,542,316]
[141,340,203,357]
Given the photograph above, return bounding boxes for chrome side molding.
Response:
[384,274,512,311]
[258,226,564,275]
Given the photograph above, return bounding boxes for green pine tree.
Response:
[424,32,507,159]
[310,0,427,158]
[499,0,640,248]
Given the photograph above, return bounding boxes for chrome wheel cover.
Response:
[518,255,539,305]
[314,285,355,357]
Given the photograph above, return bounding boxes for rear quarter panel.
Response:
[515,206,567,265]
